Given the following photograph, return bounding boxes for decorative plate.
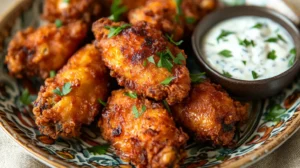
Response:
[0,0,299,168]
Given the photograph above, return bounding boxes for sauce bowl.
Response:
[192,6,300,99]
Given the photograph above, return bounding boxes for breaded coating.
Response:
[92,18,191,105]
[99,89,188,168]
[33,44,109,139]
[5,21,87,79]
[128,0,218,40]
[43,0,102,24]
[171,81,248,146]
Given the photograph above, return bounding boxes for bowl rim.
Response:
[192,6,300,85]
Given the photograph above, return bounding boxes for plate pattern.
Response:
[0,1,299,168]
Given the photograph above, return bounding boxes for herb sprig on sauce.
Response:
[216,30,235,42]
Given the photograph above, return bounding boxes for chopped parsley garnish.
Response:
[277,34,287,43]
[166,34,183,46]
[124,91,137,99]
[108,0,128,21]
[161,77,175,85]
[242,60,247,65]
[143,60,147,67]
[147,55,156,65]
[50,70,56,78]
[157,51,173,72]
[53,82,72,96]
[55,19,63,28]
[222,71,232,78]
[265,37,278,43]
[251,23,263,29]
[173,52,185,65]
[87,145,110,155]
[175,0,183,22]
[218,49,232,58]
[265,104,286,122]
[105,24,131,38]
[252,71,259,79]
[62,0,70,3]
[217,30,234,42]
[98,99,107,106]
[20,89,36,106]
[163,100,171,113]
[289,48,296,67]
[132,105,147,118]
[190,72,206,83]
[267,50,277,60]
[239,39,255,47]
[185,17,196,24]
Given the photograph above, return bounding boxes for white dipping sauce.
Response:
[202,16,296,80]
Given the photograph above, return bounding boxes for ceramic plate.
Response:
[0,0,299,168]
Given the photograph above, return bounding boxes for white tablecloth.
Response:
[0,0,299,168]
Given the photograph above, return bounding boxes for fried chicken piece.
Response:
[99,89,188,168]
[92,18,191,105]
[43,0,102,24]
[5,21,87,79]
[128,0,218,40]
[33,44,109,139]
[171,81,248,146]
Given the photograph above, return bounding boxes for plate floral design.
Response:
[0,0,299,168]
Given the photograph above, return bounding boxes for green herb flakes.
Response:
[166,34,183,46]
[185,17,196,24]
[265,104,286,122]
[132,105,147,118]
[53,82,72,96]
[98,99,107,106]
[109,0,128,21]
[267,50,277,60]
[87,145,110,155]
[218,49,232,58]
[288,48,296,67]
[20,89,36,106]
[62,0,70,3]
[222,71,232,78]
[277,34,287,43]
[173,52,185,65]
[55,19,63,28]
[50,70,56,78]
[161,77,175,85]
[239,39,255,47]
[124,91,138,99]
[242,60,247,65]
[216,30,234,42]
[265,37,278,43]
[175,0,183,22]
[190,72,206,83]
[105,24,131,38]
[251,23,263,29]
[147,55,156,65]
[163,100,171,113]
[252,71,259,79]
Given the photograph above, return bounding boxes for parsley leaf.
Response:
[143,60,147,67]
[163,100,171,113]
[242,60,247,65]
[87,145,110,155]
[251,23,263,29]
[50,70,56,78]
[108,0,128,21]
[55,19,63,28]
[218,50,232,58]
[161,77,175,85]
[289,48,296,67]
[124,91,137,99]
[105,24,131,38]
[173,52,185,65]
[265,37,278,43]
[239,39,255,47]
[62,0,70,3]
[132,105,147,118]
[175,0,183,22]
[53,82,72,96]
[166,34,183,46]
[20,89,36,106]
[252,71,259,79]
[267,50,277,60]
[222,71,232,78]
[265,104,286,122]
[190,72,206,83]
[217,30,234,42]
[157,51,173,72]
[147,55,156,65]
[98,99,107,106]
[185,17,196,24]
[277,34,287,43]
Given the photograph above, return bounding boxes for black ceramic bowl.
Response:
[192,6,300,99]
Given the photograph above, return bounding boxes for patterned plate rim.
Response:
[0,1,299,168]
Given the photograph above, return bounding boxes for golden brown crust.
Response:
[92,18,191,105]
[128,0,218,40]
[171,81,248,146]
[42,0,102,24]
[99,89,188,168]
[33,44,109,139]
[5,21,88,79]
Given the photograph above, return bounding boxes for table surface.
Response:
[0,0,299,168]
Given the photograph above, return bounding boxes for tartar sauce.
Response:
[202,16,296,80]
